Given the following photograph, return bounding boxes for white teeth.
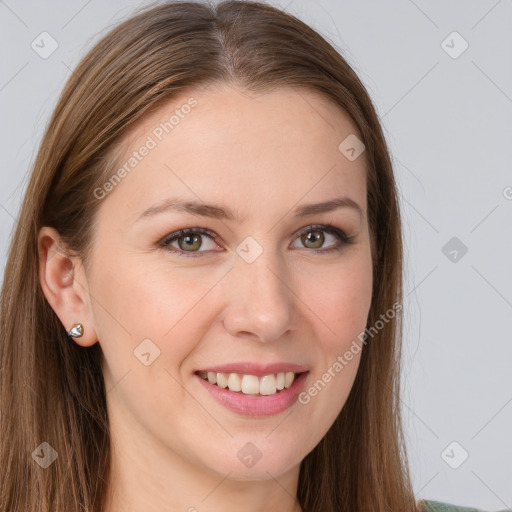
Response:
[227,373,242,392]
[216,372,228,388]
[241,375,260,394]
[259,375,277,395]
[276,372,285,390]
[198,371,299,395]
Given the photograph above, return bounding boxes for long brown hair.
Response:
[0,1,417,510]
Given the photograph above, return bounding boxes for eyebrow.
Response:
[136,196,363,223]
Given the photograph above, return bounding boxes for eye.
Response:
[161,228,220,257]
[291,224,353,254]
[160,224,353,258]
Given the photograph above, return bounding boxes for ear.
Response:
[37,226,98,347]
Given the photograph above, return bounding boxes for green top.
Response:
[419,500,512,512]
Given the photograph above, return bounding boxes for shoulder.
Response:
[418,499,512,512]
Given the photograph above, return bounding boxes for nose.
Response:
[222,251,297,343]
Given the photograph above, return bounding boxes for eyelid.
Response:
[161,227,219,248]
[295,223,348,241]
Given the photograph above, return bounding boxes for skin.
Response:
[38,83,373,512]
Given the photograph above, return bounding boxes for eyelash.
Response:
[160,224,354,258]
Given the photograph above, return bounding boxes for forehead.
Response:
[97,83,367,224]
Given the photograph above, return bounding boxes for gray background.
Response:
[1,0,511,509]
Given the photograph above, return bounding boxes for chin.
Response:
[200,444,302,481]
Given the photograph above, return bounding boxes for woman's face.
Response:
[84,83,372,483]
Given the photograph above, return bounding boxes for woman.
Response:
[0,1,507,511]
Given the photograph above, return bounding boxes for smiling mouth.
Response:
[195,370,303,396]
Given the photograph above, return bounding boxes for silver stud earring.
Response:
[67,323,84,340]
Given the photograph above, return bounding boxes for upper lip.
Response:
[196,362,308,377]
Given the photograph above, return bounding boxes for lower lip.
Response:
[195,372,309,417]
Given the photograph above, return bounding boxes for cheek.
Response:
[296,263,370,434]
[302,255,373,349]
[87,253,192,382]
[89,249,199,339]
